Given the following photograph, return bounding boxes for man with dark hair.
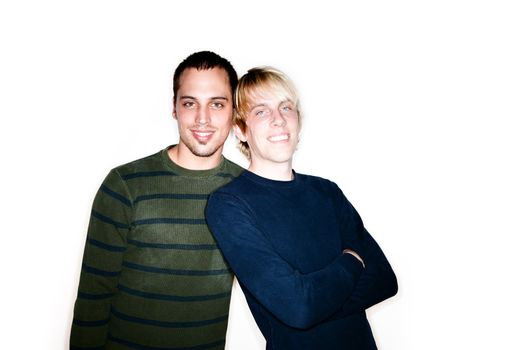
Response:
[70,51,243,349]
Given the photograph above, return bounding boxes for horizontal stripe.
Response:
[118,284,230,302]
[127,238,217,250]
[122,171,177,180]
[77,291,114,300]
[82,263,121,277]
[72,317,110,327]
[216,172,235,179]
[88,237,126,252]
[108,334,225,350]
[132,218,206,226]
[111,307,228,328]
[134,193,208,204]
[122,261,231,276]
[101,184,132,207]
[91,210,129,229]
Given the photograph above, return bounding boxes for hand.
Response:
[343,249,365,268]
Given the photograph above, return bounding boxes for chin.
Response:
[181,138,222,158]
[192,145,221,158]
[268,154,294,164]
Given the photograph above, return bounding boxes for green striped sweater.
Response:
[71,146,244,350]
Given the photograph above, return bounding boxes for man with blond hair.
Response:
[206,67,397,349]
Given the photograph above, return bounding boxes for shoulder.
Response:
[221,158,245,178]
[295,172,341,194]
[302,174,362,221]
[95,150,168,193]
[111,149,166,179]
[210,171,251,199]
[206,175,255,224]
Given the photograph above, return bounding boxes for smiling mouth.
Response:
[191,130,214,141]
[268,134,289,142]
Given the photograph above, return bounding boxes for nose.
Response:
[196,106,210,126]
[271,109,286,127]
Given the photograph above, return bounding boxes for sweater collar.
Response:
[241,169,300,188]
[161,145,227,178]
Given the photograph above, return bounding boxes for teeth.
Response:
[195,132,212,137]
[269,134,289,142]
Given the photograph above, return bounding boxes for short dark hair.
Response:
[173,51,238,101]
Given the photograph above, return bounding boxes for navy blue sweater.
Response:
[206,170,397,350]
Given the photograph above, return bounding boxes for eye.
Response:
[182,101,195,109]
[254,109,269,117]
[281,104,294,113]
[211,102,224,109]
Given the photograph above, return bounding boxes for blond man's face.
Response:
[235,91,300,168]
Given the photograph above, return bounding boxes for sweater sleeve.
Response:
[70,169,132,349]
[205,191,364,330]
[332,184,398,316]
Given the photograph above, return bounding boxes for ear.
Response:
[233,124,247,142]
[172,97,177,120]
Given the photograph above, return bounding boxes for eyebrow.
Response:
[179,95,229,101]
[249,103,268,112]
[249,100,293,112]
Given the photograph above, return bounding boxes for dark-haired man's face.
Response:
[173,67,232,160]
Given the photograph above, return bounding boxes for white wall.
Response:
[1,1,524,349]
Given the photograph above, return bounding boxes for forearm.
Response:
[247,252,364,329]
[332,185,398,317]
[331,250,397,319]
[331,232,397,319]
[70,239,125,348]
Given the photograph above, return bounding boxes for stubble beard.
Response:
[180,134,223,158]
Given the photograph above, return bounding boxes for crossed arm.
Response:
[206,191,367,329]
[331,184,398,317]
[206,185,397,330]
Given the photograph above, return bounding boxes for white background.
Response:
[1,1,524,349]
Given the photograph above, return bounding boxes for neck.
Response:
[168,144,223,170]
[248,160,294,181]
